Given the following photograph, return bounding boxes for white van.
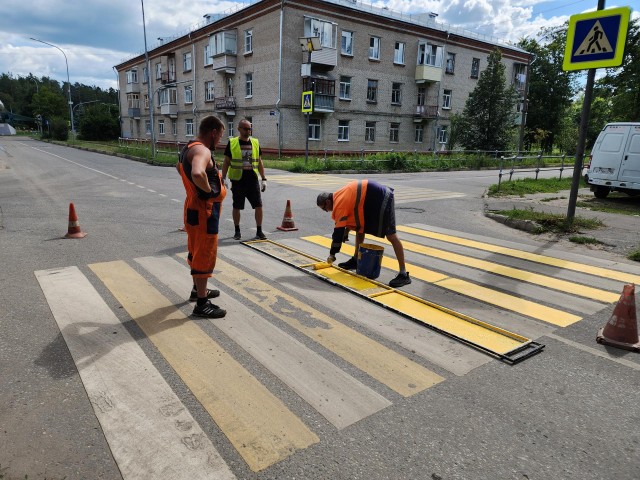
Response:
[586,122,640,198]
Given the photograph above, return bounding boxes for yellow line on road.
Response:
[303,236,581,327]
[89,260,318,472]
[366,235,619,303]
[397,225,640,285]
[211,257,444,397]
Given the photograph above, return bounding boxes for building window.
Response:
[145,120,151,134]
[304,17,337,48]
[245,29,253,54]
[155,63,162,80]
[417,42,443,67]
[442,89,452,109]
[184,85,192,104]
[437,125,448,144]
[367,79,378,103]
[341,31,353,55]
[227,121,234,138]
[158,120,165,135]
[369,36,380,60]
[227,78,234,97]
[389,123,400,143]
[172,120,177,136]
[417,87,426,106]
[471,58,480,78]
[183,52,192,72]
[308,118,321,140]
[391,83,402,105]
[245,73,253,97]
[339,76,351,100]
[126,69,138,84]
[204,45,213,66]
[211,31,237,56]
[126,93,139,109]
[513,63,526,92]
[205,81,215,101]
[168,58,176,82]
[143,94,149,109]
[446,52,455,74]
[143,67,149,84]
[415,124,424,143]
[394,42,405,64]
[185,119,194,136]
[365,121,375,142]
[159,87,177,105]
[338,120,350,141]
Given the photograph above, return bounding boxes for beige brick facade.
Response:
[115,0,531,154]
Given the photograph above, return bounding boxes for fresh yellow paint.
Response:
[89,260,318,472]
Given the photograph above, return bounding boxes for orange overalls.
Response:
[178,141,227,278]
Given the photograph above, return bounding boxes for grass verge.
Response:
[493,208,603,233]
[628,248,640,262]
[488,177,586,197]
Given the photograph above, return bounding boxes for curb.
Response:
[484,211,543,233]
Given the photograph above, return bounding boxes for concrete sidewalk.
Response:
[483,187,640,259]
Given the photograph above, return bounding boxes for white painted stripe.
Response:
[35,266,236,480]
[227,242,491,376]
[546,333,640,371]
[136,255,393,429]
[29,147,120,179]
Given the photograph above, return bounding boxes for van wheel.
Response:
[593,186,609,199]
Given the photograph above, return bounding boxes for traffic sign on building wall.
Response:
[563,6,631,71]
[301,91,313,113]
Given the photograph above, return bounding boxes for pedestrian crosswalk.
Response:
[34,224,640,478]
[268,174,465,204]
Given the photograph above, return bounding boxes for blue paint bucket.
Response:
[357,243,384,279]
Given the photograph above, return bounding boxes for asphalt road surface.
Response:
[1,137,639,480]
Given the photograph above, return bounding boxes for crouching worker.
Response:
[177,115,227,318]
[316,180,411,288]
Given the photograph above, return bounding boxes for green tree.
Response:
[518,28,577,153]
[457,48,519,151]
[596,17,640,121]
[78,105,120,141]
[31,86,67,125]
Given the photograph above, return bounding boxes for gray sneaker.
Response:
[389,272,411,288]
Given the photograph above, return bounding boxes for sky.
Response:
[0,0,636,91]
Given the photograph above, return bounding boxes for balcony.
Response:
[128,108,141,119]
[301,47,337,69]
[415,64,441,83]
[212,54,236,74]
[160,103,177,117]
[414,105,439,119]
[125,82,140,94]
[215,96,236,112]
[303,77,335,113]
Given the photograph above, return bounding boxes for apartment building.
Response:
[115,0,532,153]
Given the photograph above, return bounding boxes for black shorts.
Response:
[231,170,262,210]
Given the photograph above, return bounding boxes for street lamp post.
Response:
[30,38,75,137]
[141,0,155,159]
[29,76,42,135]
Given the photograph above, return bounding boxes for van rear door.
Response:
[591,124,629,182]
[618,125,640,184]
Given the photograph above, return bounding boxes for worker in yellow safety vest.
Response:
[222,118,268,240]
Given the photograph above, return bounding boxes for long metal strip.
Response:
[243,240,544,365]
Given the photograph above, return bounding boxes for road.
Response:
[1,136,639,480]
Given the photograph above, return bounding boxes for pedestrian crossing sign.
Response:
[563,6,631,71]
[301,91,313,113]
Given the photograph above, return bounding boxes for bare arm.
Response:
[222,155,231,179]
[190,146,213,193]
[257,156,266,180]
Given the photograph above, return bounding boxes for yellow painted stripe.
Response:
[397,225,640,285]
[210,257,444,397]
[366,235,619,303]
[303,236,581,327]
[89,260,318,472]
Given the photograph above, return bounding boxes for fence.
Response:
[497,153,576,190]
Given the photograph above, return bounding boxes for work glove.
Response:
[327,255,336,265]
[261,179,267,192]
[223,177,230,189]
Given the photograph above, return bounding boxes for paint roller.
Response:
[312,262,333,270]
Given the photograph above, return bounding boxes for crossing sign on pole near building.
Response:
[563,6,631,71]
[301,91,313,113]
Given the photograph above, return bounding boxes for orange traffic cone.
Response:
[64,203,88,239]
[276,199,298,231]
[596,284,639,352]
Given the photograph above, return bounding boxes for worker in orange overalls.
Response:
[316,180,411,288]
[177,115,227,318]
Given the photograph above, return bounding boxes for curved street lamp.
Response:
[30,38,75,137]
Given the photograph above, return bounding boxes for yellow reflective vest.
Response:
[227,137,260,180]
